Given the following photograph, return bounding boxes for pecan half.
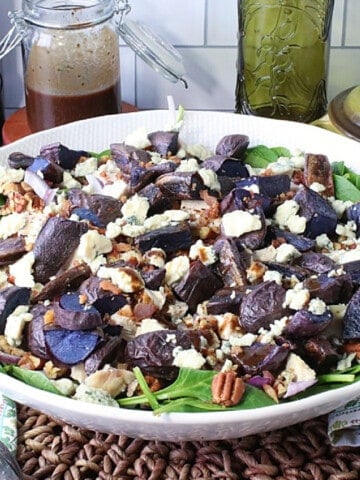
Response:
[211,370,245,407]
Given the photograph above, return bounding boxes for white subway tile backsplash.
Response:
[344,0,360,46]
[130,0,206,46]
[328,47,360,99]
[0,0,359,122]
[136,47,237,111]
[207,0,238,46]
[330,0,344,47]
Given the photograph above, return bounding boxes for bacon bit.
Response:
[60,199,72,217]
[99,279,122,295]
[292,169,304,185]
[343,342,360,359]
[247,261,266,283]
[114,242,132,252]
[271,237,286,249]
[44,309,55,325]
[200,190,220,219]
[118,304,133,318]
[134,303,157,321]
[78,294,88,305]
[88,225,106,235]
[193,315,218,331]
[144,375,162,393]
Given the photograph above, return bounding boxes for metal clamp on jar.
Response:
[0,0,186,133]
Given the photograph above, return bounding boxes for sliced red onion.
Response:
[24,170,58,205]
[85,173,104,194]
[283,379,318,398]
[247,375,273,388]
[0,351,21,365]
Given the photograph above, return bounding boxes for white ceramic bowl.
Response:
[1,110,360,441]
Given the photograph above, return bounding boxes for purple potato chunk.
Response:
[236,175,290,198]
[33,216,88,284]
[173,260,223,313]
[148,161,177,177]
[206,287,246,315]
[233,210,267,250]
[7,152,34,169]
[302,337,340,373]
[84,336,123,375]
[347,202,360,233]
[138,183,173,216]
[110,143,151,174]
[135,223,192,254]
[141,268,166,290]
[304,273,353,304]
[0,236,27,266]
[27,157,64,184]
[202,155,249,178]
[67,189,123,227]
[93,295,127,316]
[32,264,92,303]
[221,188,271,216]
[213,237,247,287]
[303,153,334,197]
[78,276,128,315]
[215,134,249,158]
[71,207,103,227]
[129,166,156,194]
[148,131,179,156]
[295,251,336,273]
[155,171,206,200]
[240,281,288,333]
[53,302,103,331]
[59,293,99,312]
[125,329,200,380]
[342,260,360,286]
[263,262,309,282]
[39,142,89,170]
[27,304,51,359]
[343,288,360,340]
[0,286,31,333]
[44,329,99,365]
[294,186,337,239]
[271,227,315,252]
[231,342,290,376]
[284,309,333,338]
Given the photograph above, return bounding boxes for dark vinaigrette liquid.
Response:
[26,82,121,132]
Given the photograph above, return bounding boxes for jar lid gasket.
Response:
[118,19,187,87]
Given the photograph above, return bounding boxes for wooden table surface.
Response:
[2,102,138,145]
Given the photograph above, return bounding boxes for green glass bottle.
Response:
[236,0,334,123]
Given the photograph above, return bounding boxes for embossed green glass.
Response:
[235,0,334,123]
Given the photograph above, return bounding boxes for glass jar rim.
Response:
[22,0,116,29]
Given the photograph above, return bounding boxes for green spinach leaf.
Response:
[4,365,63,396]
[244,145,279,168]
[333,174,360,202]
[271,146,291,158]
[119,368,275,413]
